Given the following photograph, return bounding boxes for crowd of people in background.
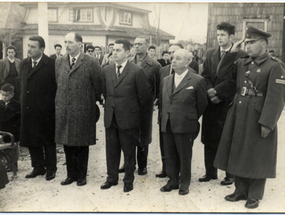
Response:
[0,21,285,210]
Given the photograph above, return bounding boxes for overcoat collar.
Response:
[63,52,84,74]
[244,52,270,66]
[131,54,153,68]
[28,54,49,77]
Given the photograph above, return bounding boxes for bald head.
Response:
[64,32,82,57]
[172,49,191,74]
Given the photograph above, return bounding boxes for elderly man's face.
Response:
[172,49,189,71]
[64,33,81,56]
[245,40,264,58]
[134,38,148,55]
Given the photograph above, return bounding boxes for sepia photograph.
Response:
[0,1,285,212]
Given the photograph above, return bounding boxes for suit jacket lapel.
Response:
[172,71,192,95]
[115,61,129,87]
[111,64,117,86]
[165,74,174,98]
[29,54,48,77]
[211,47,220,76]
[63,54,70,72]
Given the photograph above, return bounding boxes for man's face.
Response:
[1,91,14,103]
[130,47,136,56]
[86,49,94,56]
[112,43,129,64]
[162,53,169,61]
[94,48,101,56]
[27,40,43,59]
[64,33,81,56]
[168,45,181,59]
[55,46,62,55]
[108,55,113,64]
[246,40,264,58]
[7,49,15,59]
[148,48,155,57]
[171,50,189,71]
[217,30,232,47]
[134,38,148,55]
[108,45,114,53]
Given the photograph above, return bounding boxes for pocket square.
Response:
[186,86,194,89]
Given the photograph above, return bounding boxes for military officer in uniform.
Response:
[214,25,285,209]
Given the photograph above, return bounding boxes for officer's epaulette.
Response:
[270,56,282,63]
[240,54,250,59]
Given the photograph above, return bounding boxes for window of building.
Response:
[69,8,93,22]
[48,8,58,22]
[119,10,132,26]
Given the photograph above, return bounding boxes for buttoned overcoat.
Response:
[20,54,57,147]
[214,52,285,178]
[55,53,101,146]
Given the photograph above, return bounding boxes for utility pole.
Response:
[38,2,49,55]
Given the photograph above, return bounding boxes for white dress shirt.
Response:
[174,69,188,88]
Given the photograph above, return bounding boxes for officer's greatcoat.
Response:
[214,52,285,179]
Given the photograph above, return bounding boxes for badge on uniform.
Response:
[256,69,261,73]
[245,71,250,76]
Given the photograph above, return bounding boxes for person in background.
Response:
[20,36,57,181]
[50,44,63,59]
[0,46,21,102]
[148,45,157,60]
[102,52,113,68]
[214,25,285,209]
[157,51,171,67]
[188,51,199,74]
[86,45,95,57]
[101,43,114,66]
[94,46,104,65]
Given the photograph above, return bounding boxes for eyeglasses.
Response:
[134,43,144,46]
[87,50,93,53]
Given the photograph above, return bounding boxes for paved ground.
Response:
[1,105,285,212]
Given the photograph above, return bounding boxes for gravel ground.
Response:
[0,106,285,212]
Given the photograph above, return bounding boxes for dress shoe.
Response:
[46,172,56,181]
[101,181,118,189]
[138,168,147,175]
[123,183,133,192]
[160,181,179,192]
[156,171,167,178]
[179,189,189,195]
[77,178,87,186]
[25,169,46,178]
[198,175,217,182]
[245,199,259,209]
[220,177,234,186]
[61,177,77,185]
[118,165,125,173]
[225,193,247,202]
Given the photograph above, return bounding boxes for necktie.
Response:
[117,65,122,80]
[5,103,8,110]
[33,61,37,68]
[221,50,226,59]
[70,58,76,69]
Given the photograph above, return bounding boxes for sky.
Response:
[128,3,208,44]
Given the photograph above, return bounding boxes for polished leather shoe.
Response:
[46,172,56,181]
[160,181,179,192]
[61,177,77,185]
[245,199,259,209]
[123,183,133,192]
[77,178,87,186]
[225,193,247,202]
[179,189,189,195]
[198,175,217,182]
[220,177,234,186]
[25,169,46,178]
[156,171,167,178]
[138,168,147,175]
[101,181,118,189]
[118,165,125,173]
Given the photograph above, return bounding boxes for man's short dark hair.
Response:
[169,43,184,49]
[217,22,235,35]
[74,32,83,42]
[1,83,14,94]
[29,36,45,48]
[115,39,131,51]
[269,50,275,53]
[161,51,169,57]
[54,44,62,49]
[148,45,156,51]
[94,46,101,51]
[6,45,16,52]
[108,43,114,47]
[86,45,95,51]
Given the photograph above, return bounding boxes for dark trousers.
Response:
[234,176,266,200]
[137,145,148,169]
[163,121,195,189]
[28,143,57,173]
[105,116,138,184]
[159,125,166,173]
[63,145,89,180]
[204,144,232,178]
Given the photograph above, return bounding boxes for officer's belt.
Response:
[237,88,263,97]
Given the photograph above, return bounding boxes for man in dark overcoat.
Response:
[160,49,208,195]
[55,32,102,186]
[127,36,161,175]
[200,22,247,185]
[100,39,151,192]
[20,36,57,181]
[214,25,285,209]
